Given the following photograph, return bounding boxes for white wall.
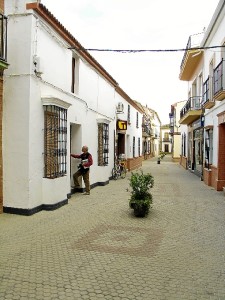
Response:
[4,4,117,210]
[114,93,143,159]
[4,2,143,211]
[204,103,225,167]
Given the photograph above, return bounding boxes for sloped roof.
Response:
[26,2,142,113]
[27,2,117,86]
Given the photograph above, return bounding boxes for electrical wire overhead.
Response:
[68,45,225,52]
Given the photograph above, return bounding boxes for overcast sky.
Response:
[41,0,220,123]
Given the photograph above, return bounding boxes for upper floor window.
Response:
[44,105,67,178]
[71,55,79,94]
[136,112,139,128]
[0,14,7,61]
[127,105,131,123]
[98,123,109,166]
[163,132,169,142]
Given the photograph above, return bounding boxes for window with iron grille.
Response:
[136,112,139,128]
[98,123,109,166]
[182,133,186,156]
[0,14,7,61]
[138,137,140,156]
[205,129,213,169]
[127,105,130,123]
[133,136,135,157]
[44,106,67,178]
[148,141,150,153]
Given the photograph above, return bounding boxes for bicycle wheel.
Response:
[120,167,126,179]
[112,168,118,180]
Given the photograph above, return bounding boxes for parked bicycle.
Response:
[112,159,127,180]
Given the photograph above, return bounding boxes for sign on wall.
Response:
[117,120,127,131]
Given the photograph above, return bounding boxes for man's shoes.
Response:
[71,185,80,189]
[83,192,90,195]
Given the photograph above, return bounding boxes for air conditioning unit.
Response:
[116,102,124,113]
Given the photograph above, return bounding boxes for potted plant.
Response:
[129,170,154,217]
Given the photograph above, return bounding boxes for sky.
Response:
[41,0,220,124]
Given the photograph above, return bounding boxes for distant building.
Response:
[134,101,161,159]
[169,101,186,162]
[160,124,172,154]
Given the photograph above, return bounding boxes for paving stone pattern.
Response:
[1,155,225,300]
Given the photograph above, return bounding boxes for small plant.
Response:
[129,170,154,217]
[159,151,166,159]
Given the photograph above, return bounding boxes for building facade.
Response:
[160,124,172,154]
[179,0,225,190]
[3,0,143,215]
[169,101,186,162]
[0,0,8,213]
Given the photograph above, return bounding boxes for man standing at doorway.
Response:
[71,146,93,195]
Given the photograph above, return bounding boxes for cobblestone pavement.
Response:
[1,156,225,300]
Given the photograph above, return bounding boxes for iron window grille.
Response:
[133,136,135,157]
[136,112,139,128]
[44,105,67,178]
[98,123,109,166]
[205,129,213,169]
[182,133,186,157]
[213,59,224,95]
[148,141,150,153]
[0,14,7,61]
[127,105,131,123]
[138,137,140,156]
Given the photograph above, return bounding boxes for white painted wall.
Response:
[201,0,225,168]
[161,127,172,153]
[204,103,225,167]
[114,93,143,159]
[152,114,161,156]
[3,1,142,211]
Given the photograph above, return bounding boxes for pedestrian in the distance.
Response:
[71,146,93,195]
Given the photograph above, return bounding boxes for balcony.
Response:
[179,33,204,81]
[163,138,171,142]
[202,76,214,109]
[213,59,225,101]
[179,96,202,125]
[142,124,151,137]
[169,128,174,135]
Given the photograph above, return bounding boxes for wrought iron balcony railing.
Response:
[202,76,214,108]
[202,76,211,103]
[180,33,204,72]
[180,96,201,119]
[142,125,151,135]
[213,59,224,97]
[163,138,171,142]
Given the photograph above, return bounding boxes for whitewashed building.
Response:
[3,0,143,215]
[151,110,161,157]
[169,101,186,162]
[179,0,225,190]
[160,124,172,154]
[114,89,143,171]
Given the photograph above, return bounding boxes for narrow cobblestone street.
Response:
[1,156,225,300]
